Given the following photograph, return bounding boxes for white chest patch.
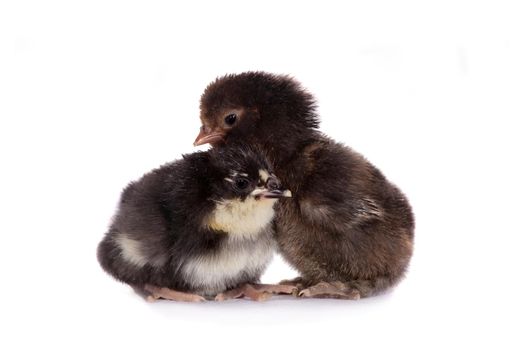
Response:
[206,197,277,239]
[184,194,278,295]
[181,236,275,295]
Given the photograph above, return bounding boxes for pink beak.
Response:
[193,127,225,146]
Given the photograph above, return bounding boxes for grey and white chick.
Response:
[194,72,415,299]
[97,144,293,301]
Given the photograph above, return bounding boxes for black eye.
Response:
[224,113,237,126]
[234,178,249,190]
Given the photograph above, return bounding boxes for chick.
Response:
[194,72,415,299]
[97,144,294,302]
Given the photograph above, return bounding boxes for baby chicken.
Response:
[194,72,415,299]
[97,144,293,301]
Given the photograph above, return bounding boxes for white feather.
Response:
[182,235,275,295]
[115,234,148,267]
[258,169,270,182]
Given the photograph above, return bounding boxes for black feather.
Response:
[97,143,280,297]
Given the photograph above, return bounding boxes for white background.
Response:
[1,1,524,349]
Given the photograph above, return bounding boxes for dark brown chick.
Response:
[194,72,414,299]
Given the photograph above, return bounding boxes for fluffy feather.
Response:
[197,72,415,297]
[97,144,287,297]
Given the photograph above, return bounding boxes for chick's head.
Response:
[195,72,319,147]
[208,144,291,202]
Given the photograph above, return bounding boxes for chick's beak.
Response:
[251,175,292,199]
[258,189,293,199]
[193,126,225,146]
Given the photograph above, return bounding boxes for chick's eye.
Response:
[224,113,237,126]
[234,178,249,190]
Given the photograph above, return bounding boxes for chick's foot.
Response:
[215,284,270,301]
[279,276,307,293]
[215,283,297,301]
[252,283,299,296]
[144,284,206,302]
[298,281,361,300]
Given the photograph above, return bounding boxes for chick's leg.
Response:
[144,284,206,302]
[215,284,270,301]
[298,281,361,300]
[279,276,307,290]
[215,283,297,301]
[252,283,299,296]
